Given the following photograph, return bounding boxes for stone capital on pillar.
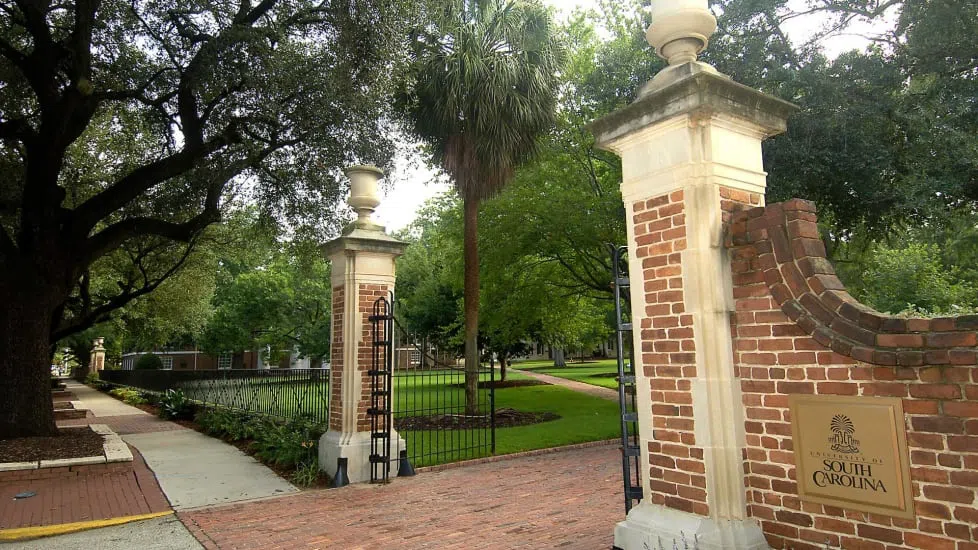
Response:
[319,165,408,485]
[589,3,797,549]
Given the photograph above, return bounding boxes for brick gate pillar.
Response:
[589,3,796,549]
[90,337,106,372]
[319,165,407,485]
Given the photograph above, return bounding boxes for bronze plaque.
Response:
[789,395,914,518]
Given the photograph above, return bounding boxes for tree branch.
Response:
[0,117,36,141]
[54,240,198,340]
[71,132,232,234]
[82,211,219,266]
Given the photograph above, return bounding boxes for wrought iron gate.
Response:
[392,320,495,469]
[611,244,643,513]
[368,294,394,484]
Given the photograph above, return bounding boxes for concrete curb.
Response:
[0,511,173,541]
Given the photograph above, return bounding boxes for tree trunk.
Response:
[499,352,508,382]
[553,348,566,368]
[0,282,59,439]
[463,197,480,415]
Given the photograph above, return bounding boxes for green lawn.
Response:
[511,359,621,390]
[399,381,621,466]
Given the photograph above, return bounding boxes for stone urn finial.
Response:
[346,165,385,232]
[647,0,717,66]
[639,0,722,96]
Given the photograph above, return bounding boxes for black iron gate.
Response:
[368,295,395,484]
[392,321,495,469]
[611,244,643,513]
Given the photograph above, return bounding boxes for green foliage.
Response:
[200,236,331,362]
[400,0,566,201]
[134,354,163,371]
[158,390,196,421]
[289,460,322,488]
[195,409,271,442]
[193,409,323,478]
[84,372,100,386]
[109,388,148,406]
[852,243,978,315]
[251,417,321,469]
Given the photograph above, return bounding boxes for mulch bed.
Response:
[0,426,104,462]
[397,408,560,430]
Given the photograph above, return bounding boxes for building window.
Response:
[161,356,173,370]
[218,353,232,370]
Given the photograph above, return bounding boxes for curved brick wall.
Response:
[726,198,978,550]
[727,198,978,367]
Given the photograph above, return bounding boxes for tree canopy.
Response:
[0,0,427,438]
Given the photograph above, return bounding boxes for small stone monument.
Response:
[90,337,106,372]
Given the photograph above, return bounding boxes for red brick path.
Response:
[0,446,170,529]
[180,445,624,549]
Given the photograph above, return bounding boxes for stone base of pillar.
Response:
[319,430,407,484]
[613,502,770,550]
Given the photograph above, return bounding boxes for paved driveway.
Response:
[180,444,625,549]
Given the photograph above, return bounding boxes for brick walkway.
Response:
[0,446,170,529]
[0,382,176,533]
[180,444,625,549]
[512,369,619,401]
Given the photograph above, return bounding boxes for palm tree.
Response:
[403,0,564,414]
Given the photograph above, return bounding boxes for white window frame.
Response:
[217,353,232,370]
[161,356,174,370]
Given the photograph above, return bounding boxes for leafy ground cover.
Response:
[511,359,621,390]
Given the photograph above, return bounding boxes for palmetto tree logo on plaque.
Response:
[829,414,860,454]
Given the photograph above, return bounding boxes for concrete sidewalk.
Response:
[12,381,295,548]
[66,382,152,418]
[123,430,297,510]
[511,368,619,401]
[64,381,297,510]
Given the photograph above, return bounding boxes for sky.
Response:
[371,0,894,232]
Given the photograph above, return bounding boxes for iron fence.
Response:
[392,326,495,468]
[100,368,330,424]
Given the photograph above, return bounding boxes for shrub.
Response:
[84,372,100,385]
[290,460,321,487]
[194,409,271,441]
[109,387,147,406]
[158,389,195,420]
[252,417,322,468]
[134,353,163,370]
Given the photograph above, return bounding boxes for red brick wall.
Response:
[357,284,391,432]
[633,190,710,515]
[727,199,978,550]
[328,286,345,432]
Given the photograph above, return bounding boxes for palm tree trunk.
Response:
[463,196,480,416]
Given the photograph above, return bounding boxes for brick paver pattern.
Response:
[0,446,170,529]
[180,445,624,549]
